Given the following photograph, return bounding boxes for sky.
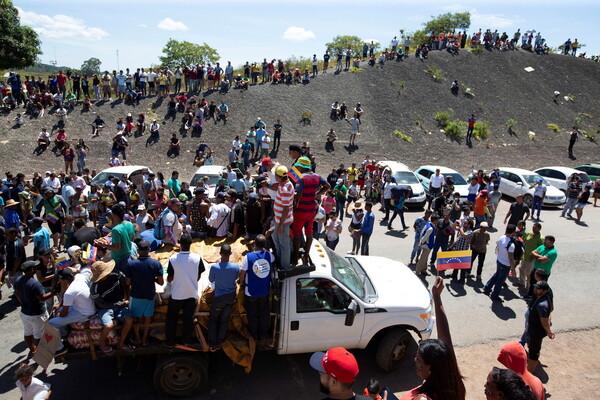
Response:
[12,0,600,71]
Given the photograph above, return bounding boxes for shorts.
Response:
[21,310,49,339]
[47,219,63,234]
[111,149,127,160]
[347,196,357,203]
[351,129,358,135]
[130,297,155,317]
[159,85,166,91]
[117,85,126,93]
[148,82,155,89]
[576,202,586,209]
[97,306,131,326]
[467,194,477,202]
[292,211,315,236]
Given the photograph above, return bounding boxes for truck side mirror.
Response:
[345,300,358,326]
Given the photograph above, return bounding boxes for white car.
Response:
[90,165,153,188]
[498,167,565,207]
[377,161,427,207]
[414,165,470,201]
[534,166,591,192]
[189,165,228,199]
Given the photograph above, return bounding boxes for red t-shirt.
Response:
[57,74,67,87]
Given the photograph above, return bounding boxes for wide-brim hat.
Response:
[91,260,116,283]
[294,156,312,170]
[353,202,364,210]
[5,199,19,207]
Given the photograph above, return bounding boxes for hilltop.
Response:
[1,49,599,179]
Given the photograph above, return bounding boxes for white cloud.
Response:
[282,26,315,41]
[157,18,189,31]
[471,10,517,29]
[17,7,108,41]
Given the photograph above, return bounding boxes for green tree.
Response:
[159,39,219,67]
[421,12,471,35]
[80,57,102,76]
[0,0,42,70]
[325,35,375,55]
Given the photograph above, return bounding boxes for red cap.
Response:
[309,347,359,384]
[261,157,271,166]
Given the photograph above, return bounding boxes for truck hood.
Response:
[352,256,431,311]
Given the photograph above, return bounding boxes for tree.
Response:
[0,0,42,70]
[80,57,102,76]
[421,12,471,35]
[159,39,219,67]
[325,35,377,55]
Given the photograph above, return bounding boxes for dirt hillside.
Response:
[1,50,599,179]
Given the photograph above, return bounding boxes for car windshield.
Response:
[392,171,419,184]
[445,173,468,185]
[91,172,125,186]
[190,174,220,187]
[523,174,549,185]
[323,246,377,303]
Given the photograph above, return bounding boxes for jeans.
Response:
[388,209,406,228]
[273,133,281,149]
[383,199,392,219]
[245,295,270,341]
[93,86,101,99]
[411,236,422,261]
[470,250,486,277]
[562,197,578,216]
[336,198,345,220]
[174,79,181,93]
[484,261,511,298]
[49,308,90,346]
[165,297,197,345]
[474,213,487,229]
[360,233,371,255]
[208,292,236,347]
[531,197,543,219]
[77,158,86,173]
[325,237,339,250]
[272,224,291,268]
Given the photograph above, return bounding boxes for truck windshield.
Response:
[324,247,377,303]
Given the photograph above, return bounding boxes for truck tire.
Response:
[376,328,411,372]
[153,354,208,397]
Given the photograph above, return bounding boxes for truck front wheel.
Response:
[376,328,412,372]
[154,354,208,397]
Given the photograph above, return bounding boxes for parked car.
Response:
[377,161,427,207]
[498,167,565,207]
[414,165,469,201]
[189,165,228,199]
[574,164,600,182]
[91,165,152,188]
[534,166,591,192]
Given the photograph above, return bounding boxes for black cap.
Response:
[38,247,53,256]
[194,187,206,195]
[58,268,75,280]
[226,189,238,198]
[137,240,151,250]
[216,192,226,199]
[21,260,41,272]
[31,217,45,225]
[534,281,550,291]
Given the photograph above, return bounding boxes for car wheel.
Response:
[523,194,533,207]
[375,328,412,372]
[154,354,208,397]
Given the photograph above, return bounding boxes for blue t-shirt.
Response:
[4,208,20,230]
[14,275,45,316]
[209,262,240,297]
[33,227,51,250]
[256,129,266,142]
[140,229,162,251]
[124,256,164,300]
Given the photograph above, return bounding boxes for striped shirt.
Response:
[274,180,294,225]
[295,173,327,214]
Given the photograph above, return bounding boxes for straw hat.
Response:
[91,260,116,283]
[353,201,364,210]
[5,199,19,207]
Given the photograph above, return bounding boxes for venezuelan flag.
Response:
[55,257,70,270]
[288,166,303,184]
[436,250,472,271]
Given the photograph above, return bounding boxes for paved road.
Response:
[0,197,598,399]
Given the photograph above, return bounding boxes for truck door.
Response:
[283,277,365,354]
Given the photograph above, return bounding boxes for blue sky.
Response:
[13,0,599,71]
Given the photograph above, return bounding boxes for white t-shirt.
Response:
[496,235,515,266]
[39,131,50,140]
[430,174,445,189]
[533,184,547,198]
[16,377,51,400]
[169,251,203,300]
[63,277,96,316]
[139,72,147,82]
[147,72,157,82]
[261,135,271,149]
[468,183,479,195]
[348,184,358,198]
[163,210,182,245]
[136,214,149,232]
[325,219,342,241]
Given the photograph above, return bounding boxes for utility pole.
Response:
[116,50,120,71]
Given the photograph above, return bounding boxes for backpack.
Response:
[508,236,524,261]
[154,208,172,240]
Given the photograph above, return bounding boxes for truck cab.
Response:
[277,241,434,371]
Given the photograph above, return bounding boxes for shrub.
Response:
[416,120,422,126]
[463,86,474,97]
[473,121,490,140]
[426,64,444,81]
[566,94,576,102]
[581,130,598,143]
[574,116,582,128]
[349,66,363,73]
[506,119,517,135]
[470,44,483,55]
[445,119,466,140]
[547,123,560,132]
[434,111,452,128]
[398,81,406,93]
[394,130,413,143]
[579,113,593,119]
[301,110,313,121]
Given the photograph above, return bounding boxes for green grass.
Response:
[426,64,444,81]
[463,86,474,97]
[300,110,313,121]
[349,66,363,73]
[566,94,576,102]
[472,121,490,140]
[506,119,517,135]
[574,116,583,128]
[470,44,483,55]
[394,130,413,143]
[547,123,560,132]
[581,130,598,143]
[445,119,466,140]
[434,111,452,128]
[579,113,593,119]
[397,81,406,93]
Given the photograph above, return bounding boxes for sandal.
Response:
[100,346,114,355]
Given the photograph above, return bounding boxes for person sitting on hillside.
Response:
[168,133,180,157]
[91,115,105,136]
[451,80,460,95]
[220,78,230,93]
[37,128,51,152]
[54,129,67,152]
[136,113,146,135]
[175,92,188,110]
[330,101,340,120]
[302,69,310,84]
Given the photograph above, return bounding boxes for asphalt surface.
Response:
[0,197,598,399]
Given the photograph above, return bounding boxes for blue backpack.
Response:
[153,208,172,240]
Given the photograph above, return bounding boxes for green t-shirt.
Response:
[523,231,544,262]
[334,184,347,201]
[111,221,135,262]
[167,178,181,199]
[533,244,557,275]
